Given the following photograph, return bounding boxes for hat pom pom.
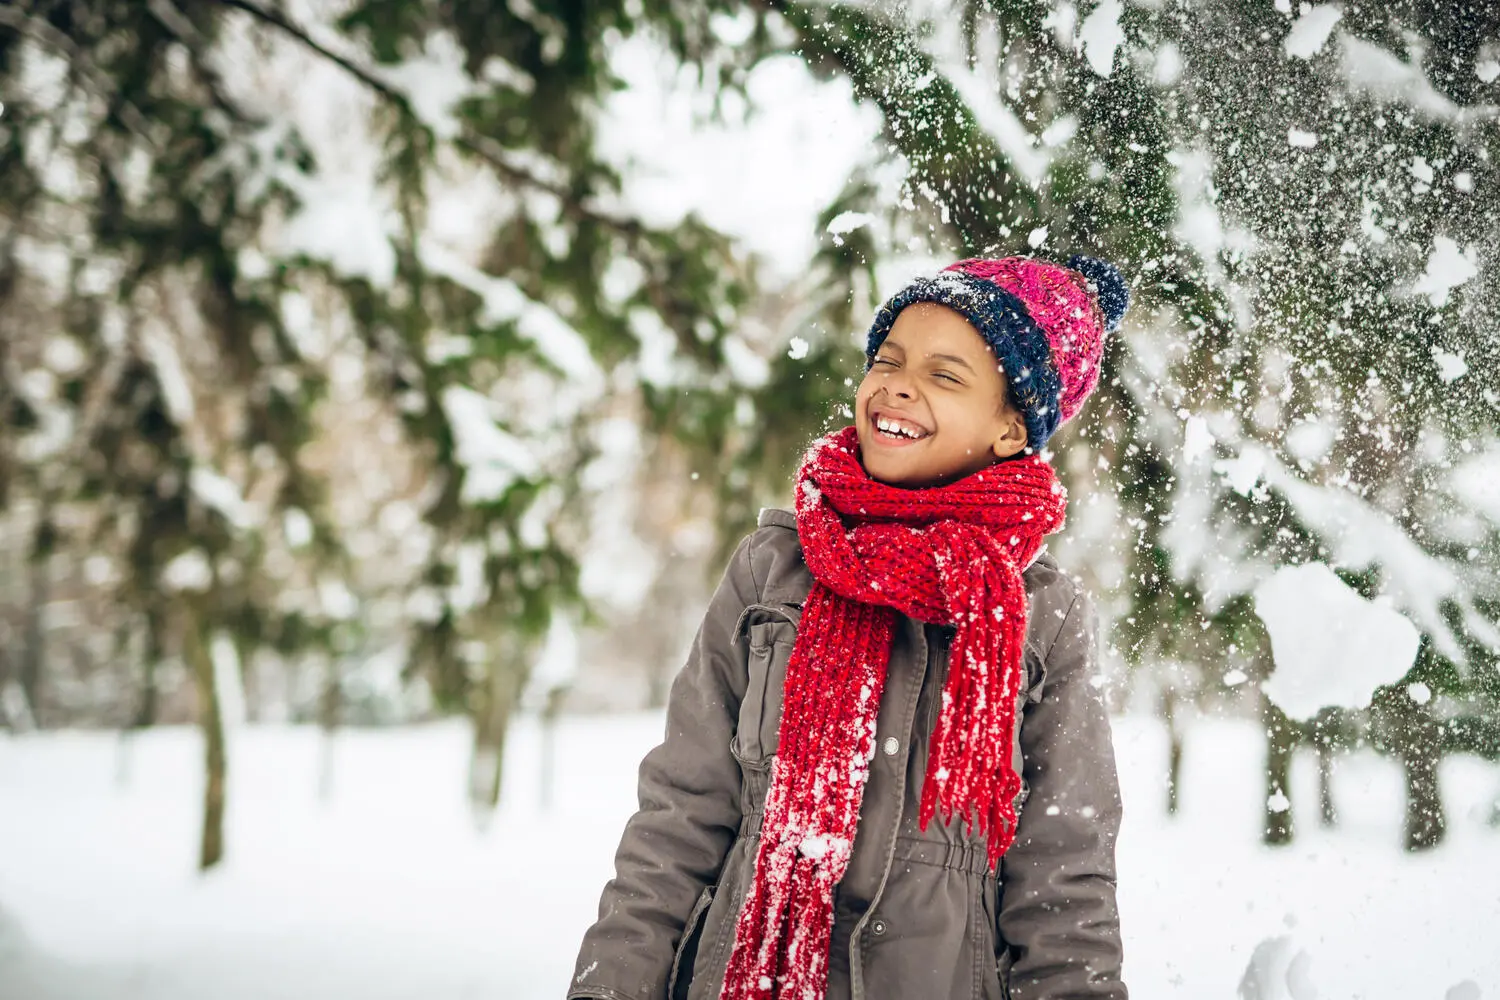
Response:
[1067,254,1130,333]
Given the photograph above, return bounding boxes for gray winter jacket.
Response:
[569,506,1126,1000]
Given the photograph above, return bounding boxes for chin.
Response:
[855,446,896,484]
[867,461,929,489]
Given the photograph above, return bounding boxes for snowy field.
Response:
[1,713,1497,1000]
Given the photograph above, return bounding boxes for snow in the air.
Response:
[1413,236,1480,308]
[1283,5,1343,60]
[1181,415,1214,464]
[1254,562,1420,722]
[1286,127,1318,148]
[826,211,876,238]
[935,15,1056,189]
[1432,346,1470,384]
[1076,0,1125,78]
[1452,452,1500,522]
[1221,442,1494,665]
[1237,935,1317,1000]
[1339,34,1479,124]
[1214,445,1266,497]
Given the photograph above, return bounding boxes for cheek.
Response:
[924,395,955,424]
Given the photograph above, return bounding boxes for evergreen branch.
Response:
[754,0,1040,249]
[211,0,409,108]
[146,0,268,127]
[0,4,155,141]
[207,0,648,246]
[764,1,1236,341]
[207,0,709,363]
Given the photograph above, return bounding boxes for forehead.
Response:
[884,302,993,360]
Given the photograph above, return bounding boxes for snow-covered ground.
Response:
[0,713,1497,999]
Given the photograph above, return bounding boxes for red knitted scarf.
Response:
[720,425,1067,1000]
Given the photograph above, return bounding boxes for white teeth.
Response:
[876,416,925,439]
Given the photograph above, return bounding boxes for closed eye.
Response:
[876,357,959,383]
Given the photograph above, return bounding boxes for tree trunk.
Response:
[470,676,516,814]
[113,621,137,787]
[1161,684,1183,816]
[185,607,227,871]
[0,646,20,732]
[318,654,340,802]
[1401,736,1445,851]
[1262,697,1296,846]
[469,639,527,819]
[133,608,166,729]
[538,685,568,811]
[1373,684,1446,851]
[1312,708,1338,828]
[18,542,49,727]
[1317,741,1337,828]
[117,613,164,789]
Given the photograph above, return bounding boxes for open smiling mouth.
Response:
[872,414,931,447]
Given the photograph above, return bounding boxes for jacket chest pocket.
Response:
[731,609,798,769]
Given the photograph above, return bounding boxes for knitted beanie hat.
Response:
[864,255,1129,450]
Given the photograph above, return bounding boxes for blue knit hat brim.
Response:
[864,272,1062,450]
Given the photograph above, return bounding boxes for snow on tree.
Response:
[748,0,1500,849]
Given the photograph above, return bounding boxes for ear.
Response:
[990,406,1029,461]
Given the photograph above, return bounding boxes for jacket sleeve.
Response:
[569,533,759,1000]
[998,588,1128,1000]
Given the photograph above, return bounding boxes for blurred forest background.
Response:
[1,0,1498,887]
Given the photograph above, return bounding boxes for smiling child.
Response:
[570,254,1131,1000]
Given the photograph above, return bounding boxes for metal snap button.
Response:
[881,736,899,756]
[871,918,888,936]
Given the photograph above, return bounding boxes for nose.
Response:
[879,368,916,400]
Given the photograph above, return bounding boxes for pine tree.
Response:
[0,0,782,862]
[744,0,1500,847]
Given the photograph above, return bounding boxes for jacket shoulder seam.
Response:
[744,528,767,602]
[756,505,797,530]
[750,512,810,605]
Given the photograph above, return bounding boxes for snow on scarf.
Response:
[720,424,1067,1000]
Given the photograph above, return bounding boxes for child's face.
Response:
[854,302,1029,489]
